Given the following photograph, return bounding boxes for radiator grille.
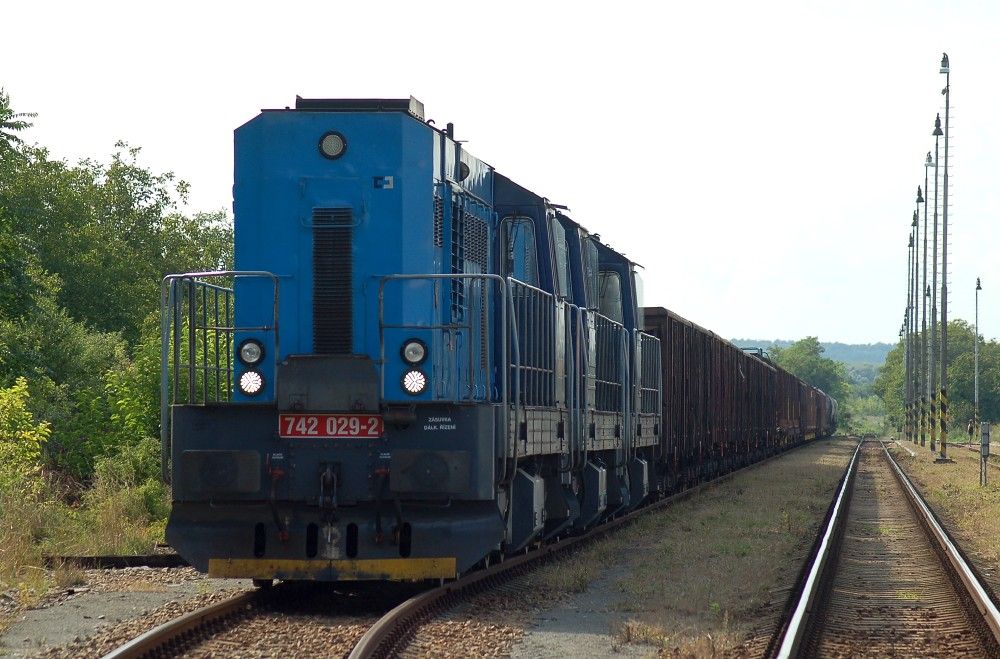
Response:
[313,208,353,354]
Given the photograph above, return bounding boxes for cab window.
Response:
[583,238,600,309]
[551,218,570,299]
[503,216,538,285]
[633,269,645,328]
[598,270,623,323]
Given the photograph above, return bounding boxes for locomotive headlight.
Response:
[318,131,347,159]
[238,339,265,365]
[401,339,427,365]
[401,369,428,395]
[239,370,265,396]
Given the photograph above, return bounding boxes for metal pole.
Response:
[930,115,942,452]
[901,324,907,440]
[912,210,920,443]
[906,237,913,443]
[925,283,931,445]
[939,53,951,462]
[922,161,930,449]
[975,287,980,438]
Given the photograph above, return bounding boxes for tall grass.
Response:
[0,485,51,602]
[0,439,169,604]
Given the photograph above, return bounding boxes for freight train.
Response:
[161,97,836,583]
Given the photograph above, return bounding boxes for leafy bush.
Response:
[0,377,49,494]
[0,378,55,597]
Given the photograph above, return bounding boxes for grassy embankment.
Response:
[889,437,1000,589]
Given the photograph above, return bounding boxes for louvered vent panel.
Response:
[464,215,490,369]
[433,195,444,247]
[313,208,353,354]
[450,201,466,318]
[479,292,489,370]
[464,217,488,271]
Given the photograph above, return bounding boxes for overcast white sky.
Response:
[4,0,999,344]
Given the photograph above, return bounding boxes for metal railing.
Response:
[508,280,556,407]
[637,331,662,415]
[159,271,279,482]
[594,313,627,413]
[378,273,504,403]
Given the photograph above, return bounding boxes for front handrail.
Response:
[159,270,280,484]
[378,273,506,402]
[378,274,513,471]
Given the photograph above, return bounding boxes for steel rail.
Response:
[350,437,823,659]
[961,443,1000,471]
[100,590,256,659]
[774,440,1000,657]
[774,440,862,659]
[884,441,1000,642]
[43,554,188,569]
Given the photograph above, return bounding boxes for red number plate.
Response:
[278,414,384,439]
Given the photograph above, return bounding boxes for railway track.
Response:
[774,440,1000,657]
[101,581,422,659]
[100,442,815,658]
[44,553,188,569]
[959,442,1000,470]
[99,510,643,658]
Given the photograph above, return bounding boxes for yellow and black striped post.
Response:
[929,393,937,452]
[939,388,949,460]
[906,402,913,442]
[920,396,927,447]
[909,404,915,444]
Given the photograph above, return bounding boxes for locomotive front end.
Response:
[163,97,504,581]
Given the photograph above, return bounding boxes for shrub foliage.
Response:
[0,90,232,592]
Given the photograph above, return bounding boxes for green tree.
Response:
[0,89,232,480]
[770,336,851,404]
[873,320,998,434]
[0,89,35,152]
[1,141,232,343]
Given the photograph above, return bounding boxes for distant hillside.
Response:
[730,339,892,367]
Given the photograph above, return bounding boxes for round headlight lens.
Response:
[238,339,264,365]
[401,369,428,395]
[401,339,427,365]
[319,131,346,159]
[239,370,265,396]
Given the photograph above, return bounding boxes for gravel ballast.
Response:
[0,568,248,658]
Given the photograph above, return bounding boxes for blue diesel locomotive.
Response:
[161,97,835,583]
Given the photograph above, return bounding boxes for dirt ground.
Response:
[0,568,248,658]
